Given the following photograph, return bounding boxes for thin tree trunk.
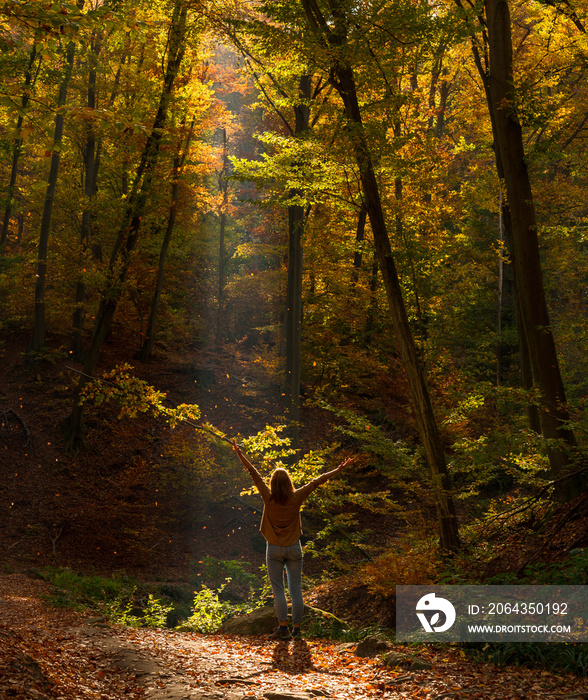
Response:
[363,252,379,344]
[139,117,195,361]
[352,206,367,285]
[229,49,318,445]
[484,0,584,500]
[1,44,40,253]
[72,30,103,361]
[216,127,229,344]
[497,191,504,387]
[30,36,77,353]
[285,75,311,444]
[65,0,188,450]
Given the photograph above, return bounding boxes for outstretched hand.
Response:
[336,456,354,472]
[232,438,251,469]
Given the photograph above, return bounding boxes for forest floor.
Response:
[2,572,588,700]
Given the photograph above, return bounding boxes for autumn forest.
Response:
[1,0,588,680]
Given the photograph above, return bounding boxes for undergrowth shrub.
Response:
[197,556,259,591]
[488,548,588,585]
[190,556,271,605]
[42,567,180,628]
[105,592,174,629]
[179,581,257,633]
[464,641,588,676]
[42,567,136,610]
[442,384,554,505]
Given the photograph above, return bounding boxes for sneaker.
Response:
[292,627,302,640]
[271,625,292,641]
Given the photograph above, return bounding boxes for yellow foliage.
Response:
[79,363,201,428]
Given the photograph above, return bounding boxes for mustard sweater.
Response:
[245,464,338,546]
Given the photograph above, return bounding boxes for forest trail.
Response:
[1,573,586,700]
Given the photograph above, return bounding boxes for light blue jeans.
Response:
[266,541,304,626]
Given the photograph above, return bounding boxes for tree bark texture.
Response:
[484,0,584,500]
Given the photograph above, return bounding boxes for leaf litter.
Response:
[1,573,586,700]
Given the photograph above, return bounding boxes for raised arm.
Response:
[233,439,269,498]
[318,456,353,481]
[233,439,255,472]
[299,456,354,497]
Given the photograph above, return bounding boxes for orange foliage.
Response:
[363,544,442,595]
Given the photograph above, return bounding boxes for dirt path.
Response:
[1,573,586,700]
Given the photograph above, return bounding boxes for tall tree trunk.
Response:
[338,66,459,550]
[1,44,40,254]
[30,36,77,353]
[484,0,584,500]
[71,49,127,358]
[285,75,311,444]
[364,252,379,343]
[72,31,103,361]
[231,47,319,445]
[216,128,229,344]
[139,117,195,361]
[497,191,504,387]
[465,6,543,434]
[299,0,459,549]
[65,0,188,450]
[352,206,367,285]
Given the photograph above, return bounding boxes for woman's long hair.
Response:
[269,468,295,505]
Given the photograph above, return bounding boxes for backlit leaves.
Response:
[79,363,201,428]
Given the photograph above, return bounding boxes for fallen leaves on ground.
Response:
[1,573,586,700]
